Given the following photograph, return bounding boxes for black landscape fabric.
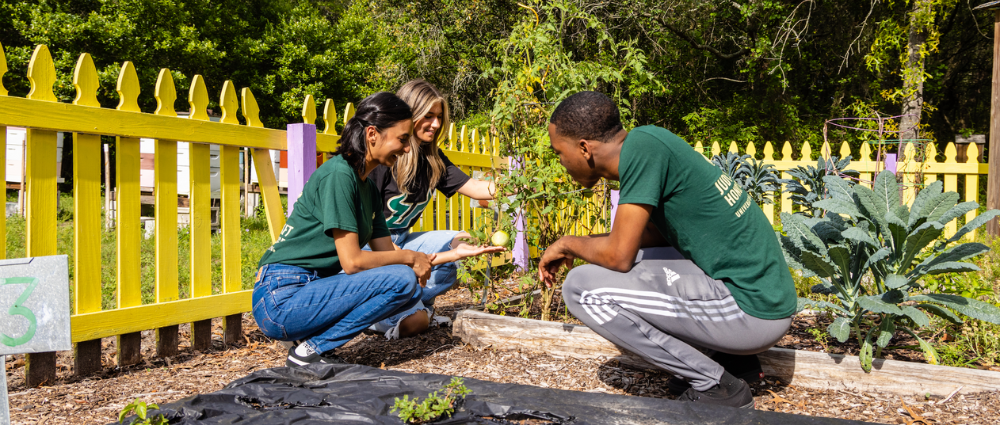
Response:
[120,363,875,424]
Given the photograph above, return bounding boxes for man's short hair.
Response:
[550,91,623,143]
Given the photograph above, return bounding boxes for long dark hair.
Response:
[334,92,413,174]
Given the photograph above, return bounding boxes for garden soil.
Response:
[5,288,999,424]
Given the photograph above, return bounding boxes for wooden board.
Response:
[453,309,1000,397]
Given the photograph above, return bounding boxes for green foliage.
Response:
[0,0,387,129]
[781,156,856,217]
[119,399,167,425]
[711,152,781,205]
[391,377,472,424]
[779,170,1000,372]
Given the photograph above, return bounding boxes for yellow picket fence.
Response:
[0,44,513,385]
[696,139,987,238]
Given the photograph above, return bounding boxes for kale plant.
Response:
[779,170,1000,372]
[711,152,781,205]
[782,156,856,216]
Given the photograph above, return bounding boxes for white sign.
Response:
[0,255,71,425]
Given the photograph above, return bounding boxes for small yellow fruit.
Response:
[491,230,510,246]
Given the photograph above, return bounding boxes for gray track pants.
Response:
[562,247,791,391]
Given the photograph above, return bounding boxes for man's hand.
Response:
[538,239,575,287]
[408,251,436,287]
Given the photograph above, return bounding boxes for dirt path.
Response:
[5,289,998,424]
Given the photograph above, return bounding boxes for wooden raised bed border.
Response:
[452,309,1000,397]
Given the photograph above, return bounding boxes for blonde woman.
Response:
[368,80,499,338]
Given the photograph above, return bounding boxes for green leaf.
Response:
[782,212,827,254]
[935,201,979,227]
[948,210,1000,242]
[899,221,943,270]
[884,274,909,289]
[136,402,147,420]
[908,181,943,228]
[917,192,959,226]
[885,210,908,259]
[822,175,853,202]
[814,198,861,218]
[860,333,873,372]
[875,319,896,348]
[916,303,964,325]
[862,247,892,272]
[908,294,1000,324]
[798,297,848,315]
[828,244,852,277]
[917,243,990,271]
[893,204,911,229]
[810,218,846,243]
[857,294,903,315]
[872,170,900,213]
[801,250,837,278]
[841,226,878,247]
[923,261,980,275]
[854,185,887,231]
[900,305,930,328]
[828,317,851,343]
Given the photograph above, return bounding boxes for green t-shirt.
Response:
[258,155,390,276]
[618,126,796,320]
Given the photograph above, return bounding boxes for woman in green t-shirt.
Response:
[252,92,498,367]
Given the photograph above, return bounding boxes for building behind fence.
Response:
[0,43,988,387]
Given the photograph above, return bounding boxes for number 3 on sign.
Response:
[1,277,38,347]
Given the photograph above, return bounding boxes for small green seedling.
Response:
[392,377,472,423]
[119,398,167,425]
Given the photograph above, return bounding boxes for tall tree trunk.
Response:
[900,0,932,160]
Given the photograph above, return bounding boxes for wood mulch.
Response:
[5,287,999,424]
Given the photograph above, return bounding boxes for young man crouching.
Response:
[539,91,796,409]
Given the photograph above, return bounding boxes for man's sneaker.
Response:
[285,344,347,367]
[678,371,755,409]
[667,352,764,395]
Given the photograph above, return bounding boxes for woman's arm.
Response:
[334,230,434,285]
[430,243,505,266]
[456,179,496,200]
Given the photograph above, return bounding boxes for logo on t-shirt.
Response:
[663,267,680,286]
[386,189,434,229]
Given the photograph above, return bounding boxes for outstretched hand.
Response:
[453,244,506,259]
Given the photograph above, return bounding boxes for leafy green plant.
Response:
[711,152,781,205]
[782,156,856,217]
[119,399,167,425]
[779,170,1000,371]
[392,377,472,424]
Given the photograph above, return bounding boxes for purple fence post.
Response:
[287,123,317,216]
[511,158,530,272]
[885,153,897,174]
[609,189,620,231]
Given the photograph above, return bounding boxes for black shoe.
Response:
[678,371,755,409]
[667,352,763,395]
[285,344,347,367]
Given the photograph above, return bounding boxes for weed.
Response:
[392,377,472,424]
[118,399,167,425]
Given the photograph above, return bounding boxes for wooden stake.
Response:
[988,9,1000,236]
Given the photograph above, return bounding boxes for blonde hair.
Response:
[393,80,450,194]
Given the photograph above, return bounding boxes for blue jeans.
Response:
[252,263,421,354]
[369,229,460,333]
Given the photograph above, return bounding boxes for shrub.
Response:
[779,170,1000,371]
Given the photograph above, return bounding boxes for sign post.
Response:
[0,255,71,425]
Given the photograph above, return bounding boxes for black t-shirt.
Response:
[371,151,471,230]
